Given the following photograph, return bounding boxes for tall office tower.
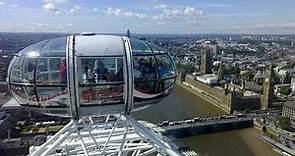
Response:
[201,47,212,74]
[261,64,275,110]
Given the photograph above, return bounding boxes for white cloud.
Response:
[105,7,147,19]
[42,0,71,13]
[92,8,98,12]
[66,23,74,27]
[70,5,80,13]
[154,4,167,9]
[163,8,182,17]
[0,2,5,6]
[42,0,68,4]
[0,2,18,8]
[43,2,57,11]
[152,5,203,24]
[183,7,203,16]
[123,11,146,19]
[105,8,121,16]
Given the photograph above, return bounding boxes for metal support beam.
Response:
[29,114,182,156]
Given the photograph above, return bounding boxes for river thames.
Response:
[133,85,279,156]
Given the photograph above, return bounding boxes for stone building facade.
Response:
[184,75,261,113]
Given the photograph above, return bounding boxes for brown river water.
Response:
[133,85,279,156]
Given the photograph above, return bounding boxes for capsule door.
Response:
[67,35,128,117]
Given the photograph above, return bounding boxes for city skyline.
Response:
[0,0,295,34]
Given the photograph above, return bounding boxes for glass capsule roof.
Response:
[17,35,167,57]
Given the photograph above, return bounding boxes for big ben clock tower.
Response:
[261,63,275,110]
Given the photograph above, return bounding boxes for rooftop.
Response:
[284,101,295,110]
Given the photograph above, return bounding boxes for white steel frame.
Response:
[29,114,181,156]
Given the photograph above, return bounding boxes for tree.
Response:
[241,70,254,81]
[176,63,196,74]
[279,86,291,95]
[32,126,39,133]
[0,65,8,81]
[276,116,291,130]
[225,65,240,77]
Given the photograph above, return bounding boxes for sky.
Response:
[0,0,295,34]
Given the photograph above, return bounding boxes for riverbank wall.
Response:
[178,75,261,114]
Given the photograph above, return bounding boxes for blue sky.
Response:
[0,0,295,34]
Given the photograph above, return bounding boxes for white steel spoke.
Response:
[29,114,183,156]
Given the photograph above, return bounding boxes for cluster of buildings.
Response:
[171,34,295,119]
[179,53,274,113]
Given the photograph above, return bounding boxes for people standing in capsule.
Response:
[87,68,95,83]
[59,58,67,84]
[115,67,124,81]
[94,58,105,82]
[25,61,35,83]
[59,58,67,90]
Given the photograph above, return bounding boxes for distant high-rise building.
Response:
[217,60,224,80]
[261,64,275,110]
[126,29,130,37]
[211,44,219,54]
[201,47,212,74]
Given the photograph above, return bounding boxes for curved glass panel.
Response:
[130,38,152,54]
[78,57,124,84]
[36,57,66,85]
[10,57,23,83]
[133,56,157,81]
[77,57,125,106]
[134,81,158,94]
[79,85,124,106]
[41,37,67,56]
[10,85,38,106]
[155,54,175,79]
[158,78,175,92]
[37,87,68,108]
[146,42,165,53]
[23,58,36,83]
[10,57,36,84]
[75,35,124,56]
[35,56,68,108]
[19,40,47,57]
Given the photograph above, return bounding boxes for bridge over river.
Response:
[158,115,254,138]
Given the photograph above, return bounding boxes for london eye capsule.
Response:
[7,34,176,118]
